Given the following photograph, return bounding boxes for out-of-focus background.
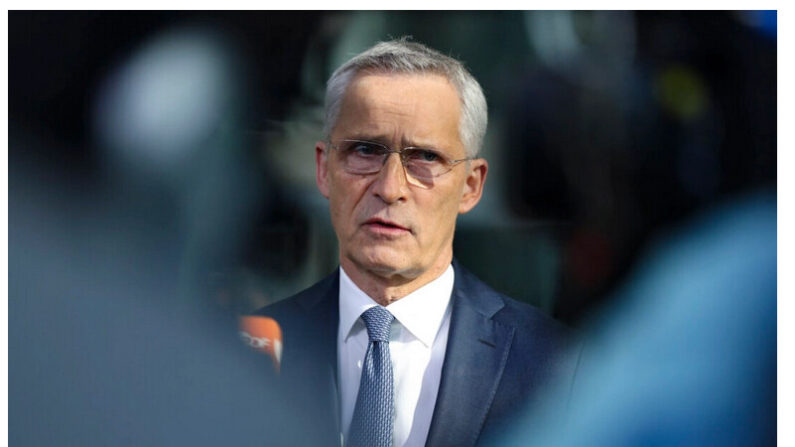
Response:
[9,10,777,446]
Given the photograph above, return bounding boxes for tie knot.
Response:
[360,306,394,342]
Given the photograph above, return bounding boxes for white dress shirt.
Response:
[338,265,454,447]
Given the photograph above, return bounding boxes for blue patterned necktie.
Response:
[347,306,395,447]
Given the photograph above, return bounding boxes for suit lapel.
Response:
[425,262,515,447]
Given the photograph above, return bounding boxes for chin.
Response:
[350,247,417,277]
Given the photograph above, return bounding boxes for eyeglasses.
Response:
[327,139,474,188]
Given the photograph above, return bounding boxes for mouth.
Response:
[363,218,411,235]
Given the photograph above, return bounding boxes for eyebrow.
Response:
[343,134,443,152]
[343,134,390,144]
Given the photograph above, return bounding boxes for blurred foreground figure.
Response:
[494,190,775,446]
[10,23,295,446]
[10,133,292,447]
[256,38,579,447]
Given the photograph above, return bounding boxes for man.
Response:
[256,39,579,447]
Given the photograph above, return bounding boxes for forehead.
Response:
[333,72,462,149]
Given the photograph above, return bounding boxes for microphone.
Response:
[239,316,283,373]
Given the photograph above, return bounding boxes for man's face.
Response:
[316,73,488,282]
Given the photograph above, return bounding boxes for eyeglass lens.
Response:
[337,140,452,181]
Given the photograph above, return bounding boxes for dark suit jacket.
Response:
[255,260,579,447]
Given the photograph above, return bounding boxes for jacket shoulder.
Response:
[454,261,570,334]
[251,269,339,323]
[454,260,575,354]
[497,294,572,342]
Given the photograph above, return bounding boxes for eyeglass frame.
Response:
[325,138,477,187]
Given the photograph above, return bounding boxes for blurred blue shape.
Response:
[493,190,776,446]
[742,11,777,39]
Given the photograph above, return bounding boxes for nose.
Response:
[371,152,408,203]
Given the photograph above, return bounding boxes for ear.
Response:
[458,158,488,214]
[316,141,330,199]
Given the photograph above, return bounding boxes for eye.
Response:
[347,141,383,157]
[406,149,443,163]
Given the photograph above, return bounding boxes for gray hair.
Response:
[323,38,488,157]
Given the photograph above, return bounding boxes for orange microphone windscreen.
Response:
[239,316,283,373]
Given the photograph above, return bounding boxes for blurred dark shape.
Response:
[503,11,776,323]
[493,190,776,446]
[212,190,312,313]
[9,11,322,150]
[454,223,566,313]
[566,228,613,289]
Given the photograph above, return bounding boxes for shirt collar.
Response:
[338,265,454,347]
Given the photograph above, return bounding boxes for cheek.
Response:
[328,178,366,234]
[439,182,466,215]
[420,190,463,238]
[329,194,352,226]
